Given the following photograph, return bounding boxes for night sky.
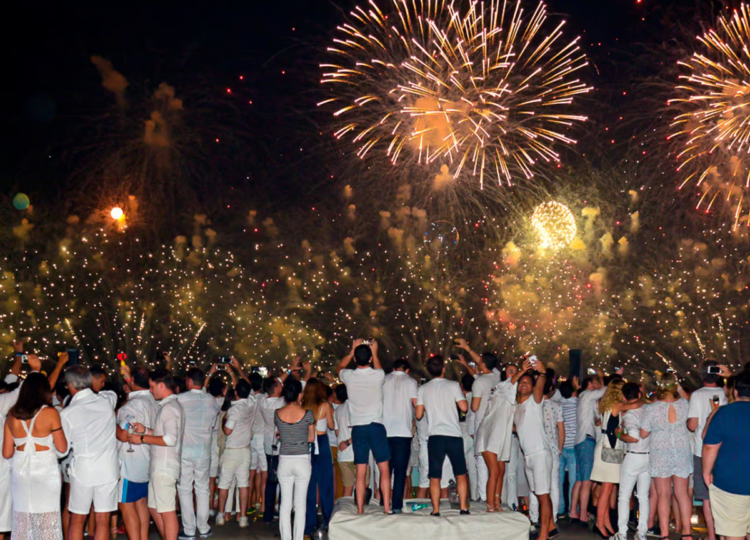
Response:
[0,0,724,206]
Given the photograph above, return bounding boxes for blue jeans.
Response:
[305,434,334,534]
[574,437,596,482]
[558,447,578,514]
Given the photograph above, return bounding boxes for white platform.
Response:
[328,498,530,540]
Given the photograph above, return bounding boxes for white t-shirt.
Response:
[259,395,285,456]
[471,370,501,437]
[417,378,466,438]
[622,407,649,453]
[117,390,159,482]
[334,402,354,462]
[150,394,186,479]
[339,367,385,426]
[688,386,727,457]
[575,387,606,445]
[514,396,551,456]
[382,371,418,438]
[224,396,256,448]
[251,391,266,440]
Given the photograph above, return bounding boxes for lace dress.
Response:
[11,406,63,540]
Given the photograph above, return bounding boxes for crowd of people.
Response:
[0,338,749,540]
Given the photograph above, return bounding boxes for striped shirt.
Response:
[561,397,578,449]
[274,409,314,456]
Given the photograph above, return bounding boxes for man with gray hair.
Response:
[61,365,119,540]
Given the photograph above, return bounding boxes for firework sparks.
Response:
[531,201,577,250]
[669,4,750,228]
[320,0,592,189]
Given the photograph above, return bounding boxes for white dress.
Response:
[475,380,517,460]
[590,410,624,484]
[11,406,63,540]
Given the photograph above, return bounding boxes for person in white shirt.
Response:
[573,374,606,524]
[332,385,372,498]
[61,366,119,540]
[415,355,470,516]
[176,368,220,539]
[459,375,478,501]
[117,365,159,540]
[247,372,266,514]
[260,377,286,525]
[687,360,728,540]
[382,359,418,513]
[128,368,185,540]
[335,339,391,514]
[515,360,556,540]
[456,340,502,503]
[529,379,564,527]
[204,375,227,517]
[216,378,256,527]
[615,382,651,540]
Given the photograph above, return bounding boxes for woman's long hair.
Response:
[655,372,680,400]
[598,379,625,414]
[9,372,53,421]
[302,378,327,413]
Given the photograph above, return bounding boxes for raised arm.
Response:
[231,357,250,383]
[370,340,382,370]
[301,360,312,382]
[336,340,362,375]
[457,339,482,366]
[532,361,547,404]
[512,360,533,385]
[456,354,476,377]
[47,352,69,390]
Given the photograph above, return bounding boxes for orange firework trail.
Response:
[319,0,592,189]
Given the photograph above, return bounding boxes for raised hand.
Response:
[456,338,469,350]
[27,354,42,373]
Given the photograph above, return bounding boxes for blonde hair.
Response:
[598,379,625,414]
[655,372,679,400]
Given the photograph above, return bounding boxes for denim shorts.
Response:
[352,422,391,465]
[574,437,596,482]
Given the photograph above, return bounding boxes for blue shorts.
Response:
[574,437,596,482]
[119,479,148,504]
[352,423,391,465]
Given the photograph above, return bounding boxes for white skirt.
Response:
[11,449,63,540]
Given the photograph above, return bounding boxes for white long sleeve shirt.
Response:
[259,395,285,456]
[61,388,119,486]
[177,389,221,461]
[117,390,159,483]
[575,387,606,445]
[150,394,185,479]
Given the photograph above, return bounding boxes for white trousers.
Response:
[529,449,560,523]
[178,455,211,536]
[278,455,311,540]
[463,433,478,501]
[502,436,521,507]
[618,453,651,538]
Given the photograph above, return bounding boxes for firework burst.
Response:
[669,4,750,229]
[320,0,592,190]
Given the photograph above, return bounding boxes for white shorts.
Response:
[709,484,750,538]
[148,473,178,513]
[218,446,251,489]
[250,438,268,472]
[69,478,119,514]
[524,449,553,496]
[0,474,11,532]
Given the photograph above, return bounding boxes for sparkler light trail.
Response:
[320,0,592,189]
[669,4,750,229]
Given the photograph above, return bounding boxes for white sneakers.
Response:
[215,514,226,526]
[239,517,249,528]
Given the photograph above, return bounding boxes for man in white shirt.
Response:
[459,374,478,500]
[336,339,391,514]
[382,358,418,513]
[260,377,285,524]
[176,368,221,539]
[204,375,227,517]
[615,383,651,540]
[247,373,266,514]
[129,368,185,540]
[217,378,256,527]
[515,361,556,540]
[415,355,470,515]
[457,340,501,502]
[574,375,606,524]
[61,366,119,540]
[117,365,159,540]
[687,361,728,540]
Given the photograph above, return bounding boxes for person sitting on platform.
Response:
[415,355,470,516]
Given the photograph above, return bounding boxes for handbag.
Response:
[601,446,625,464]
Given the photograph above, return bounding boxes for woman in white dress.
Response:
[590,379,625,537]
[475,361,530,512]
[2,372,68,540]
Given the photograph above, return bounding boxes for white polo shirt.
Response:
[61,388,118,486]
[575,387,606,445]
[224,395,256,448]
[339,367,385,426]
[150,394,185,480]
[117,389,159,483]
[259,395,285,456]
[382,371,418,438]
[177,389,221,461]
[471,369,501,437]
[417,378,466,438]
[334,402,354,462]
